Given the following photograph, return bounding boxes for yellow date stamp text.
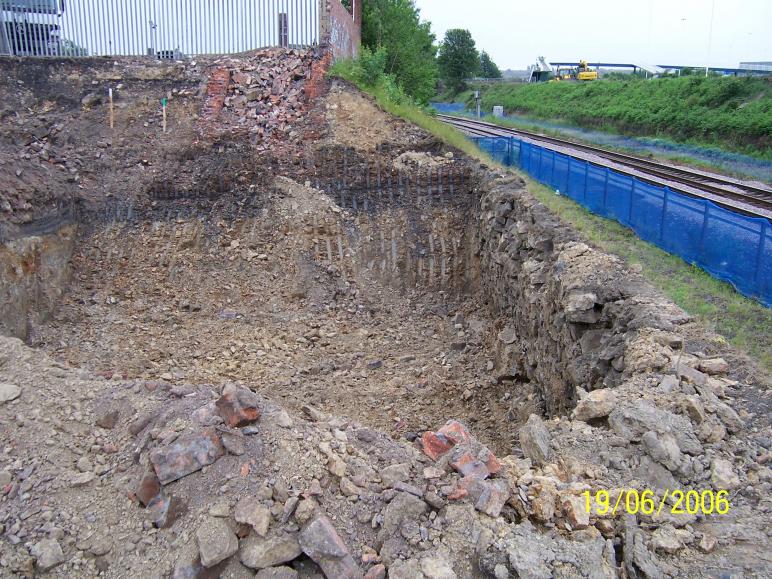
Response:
[583,489,731,516]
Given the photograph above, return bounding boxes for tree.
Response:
[437,29,479,92]
[362,0,439,104]
[479,51,502,79]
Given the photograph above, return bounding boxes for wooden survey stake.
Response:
[108,88,114,129]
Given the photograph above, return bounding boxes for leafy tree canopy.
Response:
[437,29,479,92]
[479,51,502,79]
[361,0,439,104]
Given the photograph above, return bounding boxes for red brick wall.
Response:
[322,0,361,60]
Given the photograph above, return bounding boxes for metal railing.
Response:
[0,0,321,58]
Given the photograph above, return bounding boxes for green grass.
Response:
[467,77,772,159]
[527,179,772,373]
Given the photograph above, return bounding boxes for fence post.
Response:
[602,168,609,210]
[550,150,556,187]
[697,202,710,258]
[628,178,636,226]
[754,220,767,291]
[659,187,670,243]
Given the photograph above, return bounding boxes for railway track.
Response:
[438,114,772,219]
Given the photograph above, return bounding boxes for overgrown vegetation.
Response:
[470,76,772,157]
[361,0,438,104]
[527,180,772,374]
[360,1,501,104]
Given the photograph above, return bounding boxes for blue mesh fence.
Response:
[473,136,772,307]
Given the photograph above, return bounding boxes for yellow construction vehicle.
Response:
[575,60,599,81]
[550,60,599,82]
[552,66,574,81]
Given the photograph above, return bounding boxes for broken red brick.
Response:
[447,487,469,501]
[473,479,510,518]
[215,384,261,428]
[438,419,472,444]
[483,449,502,475]
[421,419,474,461]
[364,564,386,579]
[421,431,456,461]
[199,67,231,137]
[136,470,161,507]
[447,443,501,481]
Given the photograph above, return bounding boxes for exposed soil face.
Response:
[0,54,770,579]
[33,169,520,456]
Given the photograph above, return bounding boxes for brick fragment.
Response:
[215,384,261,428]
[136,469,161,506]
[421,419,473,460]
[421,432,455,461]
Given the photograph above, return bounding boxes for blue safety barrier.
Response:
[472,136,771,307]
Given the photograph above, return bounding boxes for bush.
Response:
[471,76,772,156]
[357,46,389,86]
[329,49,412,107]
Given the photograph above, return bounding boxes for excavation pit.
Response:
[0,58,769,578]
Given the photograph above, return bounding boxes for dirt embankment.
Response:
[0,53,770,579]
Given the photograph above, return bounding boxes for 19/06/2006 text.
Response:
[584,489,730,516]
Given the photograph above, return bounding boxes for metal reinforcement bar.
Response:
[438,114,772,220]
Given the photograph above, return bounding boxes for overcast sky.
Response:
[414,0,771,70]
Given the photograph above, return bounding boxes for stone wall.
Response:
[476,174,690,415]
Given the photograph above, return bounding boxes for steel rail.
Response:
[438,114,772,218]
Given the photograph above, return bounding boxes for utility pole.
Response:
[705,0,716,77]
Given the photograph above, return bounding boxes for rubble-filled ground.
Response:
[1,50,771,579]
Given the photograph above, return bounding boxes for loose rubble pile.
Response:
[0,52,770,579]
[202,48,317,143]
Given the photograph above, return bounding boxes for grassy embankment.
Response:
[327,58,493,163]
[464,77,772,160]
[329,63,772,375]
